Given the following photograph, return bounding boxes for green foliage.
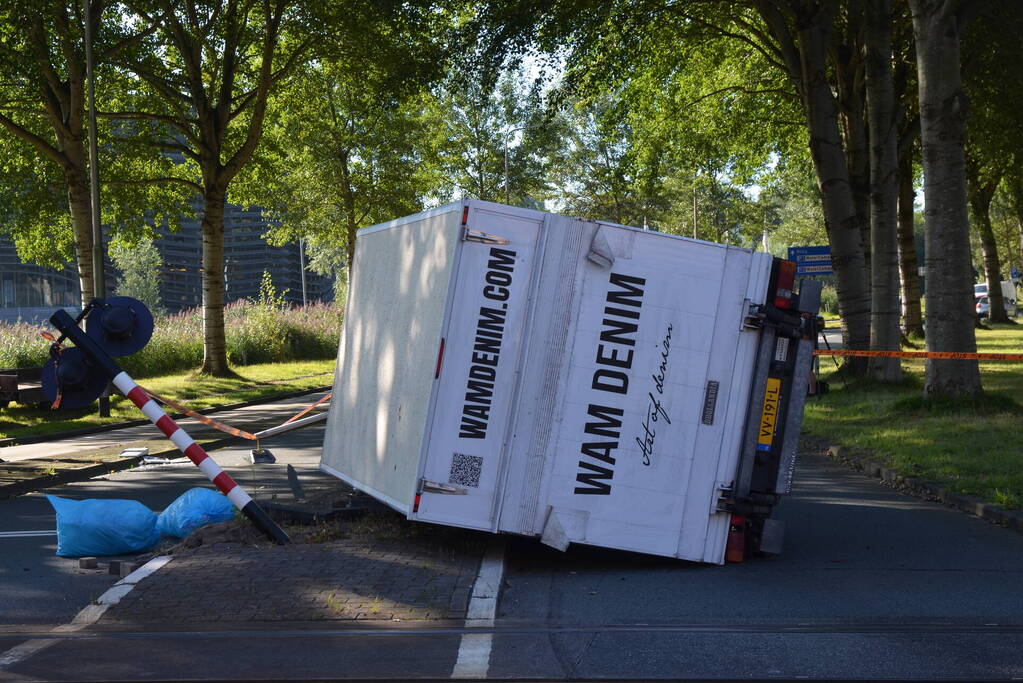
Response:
[431,68,566,207]
[758,154,828,252]
[0,137,75,268]
[819,285,840,315]
[109,238,166,317]
[551,94,653,226]
[233,4,450,269]
[0,1,194,273]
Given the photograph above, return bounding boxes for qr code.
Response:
[449,452,483,488]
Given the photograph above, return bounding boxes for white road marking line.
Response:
[0,636,61,668]
[0,531,57,538]
[451,540,505,680]
[0,555,173,671]
[116,555,172,585]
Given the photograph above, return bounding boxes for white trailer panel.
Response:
[321,199,819,563]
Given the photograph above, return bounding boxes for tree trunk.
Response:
[797,6,872,371]
[199,185,231,376]
[977,208,1007,321]
[65,163,95,309]
[836,76,871,283]
[338,149,358,277]
[967,162,1007,322]
[909,0,982,397]
[897,154,924,337]
[845,116,872,283]
[1011,174,1023,280]
[865,0,902,380]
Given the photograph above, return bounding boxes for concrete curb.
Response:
[821,443,1023,534]
[0,384,332,449]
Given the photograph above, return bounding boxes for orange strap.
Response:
[141,389,333,441]
[144,389,258,440]
[814,349,1023,361]
[282,392,332,425]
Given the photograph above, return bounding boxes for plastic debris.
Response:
[156,487,235,538]
[46,495,160,558]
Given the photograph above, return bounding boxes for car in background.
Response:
[976,295,1018,318]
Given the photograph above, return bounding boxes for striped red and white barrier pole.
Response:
[49,309,289,544]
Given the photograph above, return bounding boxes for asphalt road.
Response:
[4,446,1023,680]
[0,416,334,630]
[488,453,1023,680]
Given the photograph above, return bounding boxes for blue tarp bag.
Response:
[46,495,160,558]
[156,487,235,538]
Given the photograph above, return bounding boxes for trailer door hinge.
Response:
[463,228,510,245]
[742,301,764,330]
[713,482,735,514]
[420,479,468,495]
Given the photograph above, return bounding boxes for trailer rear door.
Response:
[412,203,543,529]
[531,226,768,561]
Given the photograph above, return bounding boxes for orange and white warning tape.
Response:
[814,349,1023,361]
[141,389,332,441]
[282,391,332,425]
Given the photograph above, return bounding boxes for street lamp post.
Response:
[84,0,111,418]
[84,0,104,300]
[299,237,307,306]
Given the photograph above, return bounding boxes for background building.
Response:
[0,203,334,323]
[156,202,335,313]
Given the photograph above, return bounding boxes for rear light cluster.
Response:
[773,260,796,309]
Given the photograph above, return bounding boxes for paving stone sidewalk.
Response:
[101,539,481,624]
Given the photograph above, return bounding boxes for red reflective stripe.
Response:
[726,514,746,563]
[155,415,178,437]
[461,205,469,226]
[126,386,148,408]
[212,471,237,495]
[183,442,208,465]
[434,338,445,379]
[413,493,421,513]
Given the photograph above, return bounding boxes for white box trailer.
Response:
[320,199,821,564]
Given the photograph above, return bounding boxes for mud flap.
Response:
[540,508,589,552]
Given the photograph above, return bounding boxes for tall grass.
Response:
[0,322,49,370]
[0,302,342,378]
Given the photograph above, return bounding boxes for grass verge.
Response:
[0,359,335,440]
[805,323,1023,510]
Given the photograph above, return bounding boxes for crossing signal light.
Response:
[42,297,155,410]
[41,347,108,410]
[85,296,154,357]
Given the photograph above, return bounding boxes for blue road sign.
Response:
[788,245,832,275]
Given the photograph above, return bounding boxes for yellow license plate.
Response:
[757,377,782,452]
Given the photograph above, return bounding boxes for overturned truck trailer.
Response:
[320,199,820,564]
